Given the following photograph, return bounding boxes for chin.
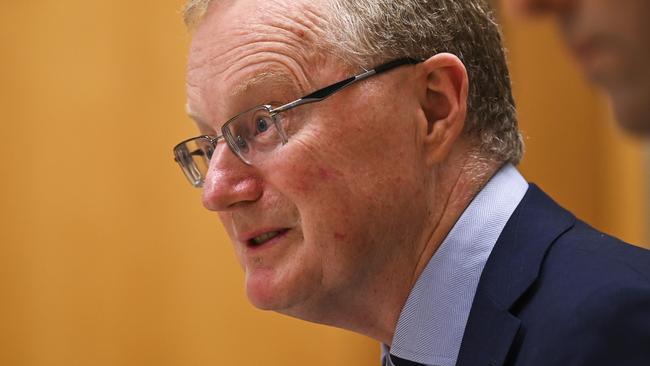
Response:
[244,269,288,310]
[244,265,318,313]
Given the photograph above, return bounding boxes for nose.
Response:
[201,142,263,211]
[505,0,575,17]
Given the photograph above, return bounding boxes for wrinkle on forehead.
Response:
[187,0,328,81]
[186,0,330,122]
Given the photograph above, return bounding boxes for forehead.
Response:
[186,0,329,121]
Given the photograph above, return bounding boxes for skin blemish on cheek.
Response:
[318,167,336,180]
[291,178,313,194]
[334,232,347,241]
[292,166,340,192]
[282,157,339,193]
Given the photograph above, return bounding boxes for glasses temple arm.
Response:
[271,57,420,114]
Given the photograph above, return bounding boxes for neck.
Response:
[378,149,503,344]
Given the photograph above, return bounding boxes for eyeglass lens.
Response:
[225,106,286,164]
[174,137,215,187]
[174,106,287,187]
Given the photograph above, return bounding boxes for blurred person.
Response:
[505,0,650,135]
[173,0,650,365]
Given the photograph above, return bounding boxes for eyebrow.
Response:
[184,69,304,129]
[230,70,302,98]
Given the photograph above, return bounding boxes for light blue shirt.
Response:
[382,164,528,366]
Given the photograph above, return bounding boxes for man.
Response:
[505,0,650,135]
[173,0,650,365]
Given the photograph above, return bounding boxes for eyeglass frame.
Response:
[173,57,421,187]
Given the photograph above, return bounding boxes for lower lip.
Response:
[246,229,290,250]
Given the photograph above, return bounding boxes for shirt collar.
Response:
[382,164,528,366]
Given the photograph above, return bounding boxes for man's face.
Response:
[505,0,650,134]
[186,0,430,319]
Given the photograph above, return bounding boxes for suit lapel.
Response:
[456,185,576,366]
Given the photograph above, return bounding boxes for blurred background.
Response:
[0,1,647,365]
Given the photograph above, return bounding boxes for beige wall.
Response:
[0,2,646,366]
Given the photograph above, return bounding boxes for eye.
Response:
[255,116,271,134]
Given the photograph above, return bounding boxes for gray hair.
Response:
[183,0,212,28]
[183,0,523,164]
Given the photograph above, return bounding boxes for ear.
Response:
[417,53,468,166]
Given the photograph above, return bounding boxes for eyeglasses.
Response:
[173,57,420,188]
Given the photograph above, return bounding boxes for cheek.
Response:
[270,122,349,194]
[263,90,424,243]
[271,142,414,246]
[264,145,359,248]
[268,102,420,216]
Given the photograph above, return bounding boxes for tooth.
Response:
[252,231,280,245]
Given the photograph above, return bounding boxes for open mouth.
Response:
[248,229,289,247]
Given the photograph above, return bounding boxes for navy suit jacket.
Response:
[456,184,650,366]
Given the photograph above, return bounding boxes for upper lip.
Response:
[238,227,290,244]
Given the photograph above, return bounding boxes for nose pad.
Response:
[201,142,263,211]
